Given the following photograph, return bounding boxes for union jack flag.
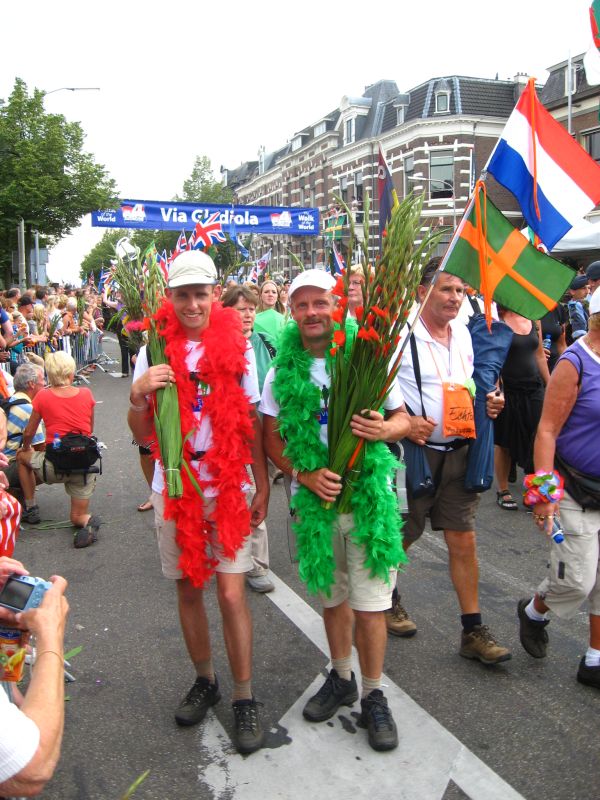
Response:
[172,230,188,260]
[156,250,169,282]
[190,212,227,249]
[331,241,345,276]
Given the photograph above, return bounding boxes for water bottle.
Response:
[542,335,552,352]
[52,433,61,450]
[550,517,564,544]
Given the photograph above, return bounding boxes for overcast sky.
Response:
[0,0,594,284]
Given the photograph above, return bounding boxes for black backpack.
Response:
[44,433,102,474]
[0,397,30,443]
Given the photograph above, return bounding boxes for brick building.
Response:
[221,74,535,274]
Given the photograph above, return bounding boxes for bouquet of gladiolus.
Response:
[134,244,185,499]
[108,243,146,355]
[326,192,441,512]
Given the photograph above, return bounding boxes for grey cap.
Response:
[570,274,589,290]
[586,260,600,281]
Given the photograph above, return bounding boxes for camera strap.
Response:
[409,333,428,419]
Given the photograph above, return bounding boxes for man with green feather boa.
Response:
[261,270,411,752]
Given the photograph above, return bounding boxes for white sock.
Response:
[331,655,352,681]
[585,646,600,667]
[525,598,549,622]
[361,675,381,698]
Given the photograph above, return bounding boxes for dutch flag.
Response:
[487,78,600,251]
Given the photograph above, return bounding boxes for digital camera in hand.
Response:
[0,574,52,613]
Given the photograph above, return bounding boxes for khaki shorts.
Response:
[152,491,253,580]
[537,492,600,619]
[403,446,480,544]
[29,450,96,500]
[318,513,397,612]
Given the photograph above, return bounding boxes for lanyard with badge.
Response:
[426,339,476,439]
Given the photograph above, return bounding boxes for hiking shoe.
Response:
[517,598,549,658]
[21,505,41,525]
[576,656,600,689]
[358,689,398,752]
[246,574,275,593]
[385,597,417,638]
[232,698,264,754]
[175,675,221,726]
[460,624,512,665]
[302,669,358,722]
[73,515,101,549]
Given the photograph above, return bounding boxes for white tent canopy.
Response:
[552,218,600,253]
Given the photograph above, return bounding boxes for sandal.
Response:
[496,490,518,510]
[137,499,153,512]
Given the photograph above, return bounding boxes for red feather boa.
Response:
[153,299,254,587]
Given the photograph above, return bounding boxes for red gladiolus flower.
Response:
[333,329,346,346]
[330,347,338,357]
[357,329,370,341]
[370,306,389,320]
[333,276,345,297]
[331,307,344,323]
[367,313,375,327]
[368,328,381,343]
[355,306,364,321]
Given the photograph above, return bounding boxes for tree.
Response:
[178,155,233,204]
[0,78,117,281]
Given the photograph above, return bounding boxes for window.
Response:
[429,150,454,198]
[344,117,355,145]
[340,175,349,205]
[586,130,600,163]
[314,121,326,137]
[435,92,450,113]
[403,154,415,196]
[291,136,302,152]
[354,172,364,222]
[396,106,406,125]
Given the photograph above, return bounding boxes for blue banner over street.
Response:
[92,199,319,236]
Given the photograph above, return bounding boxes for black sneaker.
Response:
[232,698,264,754]
[358,689,398,751]
[73,515,101,549]
[517,598,549,658]
[21,505,41,525]
[302,669,358,722]
[175,675,221,726]
[576,656,600,689]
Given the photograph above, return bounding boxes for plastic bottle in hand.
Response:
[550,517,564,544]
[542,335,552,352]
[52,432,61,450]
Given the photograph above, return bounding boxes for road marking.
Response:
[194,574,526,800]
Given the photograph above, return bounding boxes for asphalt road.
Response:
[12,337,599,800]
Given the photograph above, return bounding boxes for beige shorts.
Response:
[537,492,600,619]
[152,491,253,580]
[319,513,397,612]
[29,450,96,500]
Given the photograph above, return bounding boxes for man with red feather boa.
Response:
[128,251,269,755]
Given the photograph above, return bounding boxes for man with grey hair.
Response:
[1,364,46,522]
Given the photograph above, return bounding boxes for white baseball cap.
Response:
[168,250,218,288]
[288,269,336,300]
[590,286,600,316]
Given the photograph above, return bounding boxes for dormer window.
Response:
[291,136,303,152]
[396,106,406,125]
[344,117,355,145]
[435,91,450,114]
[314,121,327,137]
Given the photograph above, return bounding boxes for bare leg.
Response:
[323,601,354,659]
[444,530,479,614]
[176,578,212,673]
[494,445,512,494]
[216,572,252,682]
[354,610,387,679]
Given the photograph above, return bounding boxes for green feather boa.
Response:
[272,322,407,596]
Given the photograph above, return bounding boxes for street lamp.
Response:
[407,175,457,229]
[44,87,100,97]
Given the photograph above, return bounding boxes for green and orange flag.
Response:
[444,182,575,324]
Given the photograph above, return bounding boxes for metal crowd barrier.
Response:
[1,331,118,383]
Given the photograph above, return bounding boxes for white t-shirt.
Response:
[259,357,404,494]
[0,686,40,782]
[133,341,260,497]
[396,317,474,445]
